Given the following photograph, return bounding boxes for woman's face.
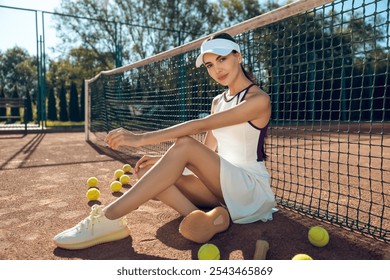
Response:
[203,52,242,86]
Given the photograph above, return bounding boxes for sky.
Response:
[0,0,62,57]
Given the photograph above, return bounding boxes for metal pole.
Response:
[35,11,40,127]
[84,80,89,141]
[42,12,47,128]
[177,31,186,123]
[39,35,44,129]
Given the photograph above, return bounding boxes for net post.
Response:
[84,79,90,141]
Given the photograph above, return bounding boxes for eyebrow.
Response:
[204,55,224,66]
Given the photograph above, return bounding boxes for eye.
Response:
[205,63,213,69]
[218,56,226,62]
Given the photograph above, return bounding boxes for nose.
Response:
[215,63,223,73]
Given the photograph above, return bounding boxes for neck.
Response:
[227,74,253,96]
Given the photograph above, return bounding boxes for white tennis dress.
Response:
[212,84,276,224]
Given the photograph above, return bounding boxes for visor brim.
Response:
[195,48,234,68]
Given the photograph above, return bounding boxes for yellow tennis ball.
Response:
[119,174,130,185]
[110,181,122,192]
[86,188,100,201]
[308,226,329,247]
[114,169,124,179]
[198,243,220,260]
[292,254,313,260]
[123,164,132,173]
[87,177,98,187]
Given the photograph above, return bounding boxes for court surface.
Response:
[0,132,388,260]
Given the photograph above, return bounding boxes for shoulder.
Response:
[243,85,271,124]
[213,92,225,101]
[210,92,225,114]
[212,92,224,106]
[245,85,270,104]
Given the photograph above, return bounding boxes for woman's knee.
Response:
[173,136,198,150]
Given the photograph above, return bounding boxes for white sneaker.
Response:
[53,205,130,250]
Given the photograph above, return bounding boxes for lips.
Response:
[217,74,228,81]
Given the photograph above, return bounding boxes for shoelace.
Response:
[77,205,104,235]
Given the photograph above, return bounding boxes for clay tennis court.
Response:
[0,131,388,260]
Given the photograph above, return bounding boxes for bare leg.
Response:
[104,136,222,220]
[135,165,221,216]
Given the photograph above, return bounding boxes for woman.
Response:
[53,33,276,250]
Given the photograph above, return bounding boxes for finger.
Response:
[105,131,115,144]
[106,131,123,148]
[105,127,123,142]
[110,136,123,150]
[139,160,152,169]
[135,156,149,172]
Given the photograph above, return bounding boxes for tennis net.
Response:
[86,0,389,242]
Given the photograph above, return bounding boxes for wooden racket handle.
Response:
[253,240,270,260]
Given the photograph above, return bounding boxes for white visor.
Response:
[195,38,240,68]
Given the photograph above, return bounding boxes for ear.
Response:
[234,52,243,64]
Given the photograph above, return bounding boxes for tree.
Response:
[114,0,222,57]
[47,86,58,121]
[0,86,5,118]
[219,0,264,27]
[59,83,68,121]
[0,47,36,96]
[68,47,114,81]
[53,0,223,64]
[69,82,80,121]
[47,46,111,102]
[80,80,85,121]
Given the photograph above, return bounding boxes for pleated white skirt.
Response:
[219,157,276,224]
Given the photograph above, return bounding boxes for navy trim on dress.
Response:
[223,83,255,103]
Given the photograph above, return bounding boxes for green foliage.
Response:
[79,81,85,121]
[69,81,80,121]
[0,47,36,96]
[47,86,57,121]
[53,0,225,62]
[0,86,5,117]
[220,0,264,25]
[58,83,68,121]
[45,120,84,127]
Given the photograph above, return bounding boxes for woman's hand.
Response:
[134,155,161,174]
[104,127,142,149]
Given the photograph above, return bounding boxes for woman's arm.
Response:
[202,94,219,151]
[105,90,270,149]
[140,91,270,143]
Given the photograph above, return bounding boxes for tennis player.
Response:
[54,32,276,250]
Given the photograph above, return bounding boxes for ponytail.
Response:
[240,64,255,84]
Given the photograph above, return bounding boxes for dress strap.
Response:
[224,83,256,103]
[237,83,256,103]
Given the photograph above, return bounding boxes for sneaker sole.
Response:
[55,226,130,250]
[179,206,230,244]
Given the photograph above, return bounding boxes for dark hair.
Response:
[207,33,256,84]
[207,33,268,161]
